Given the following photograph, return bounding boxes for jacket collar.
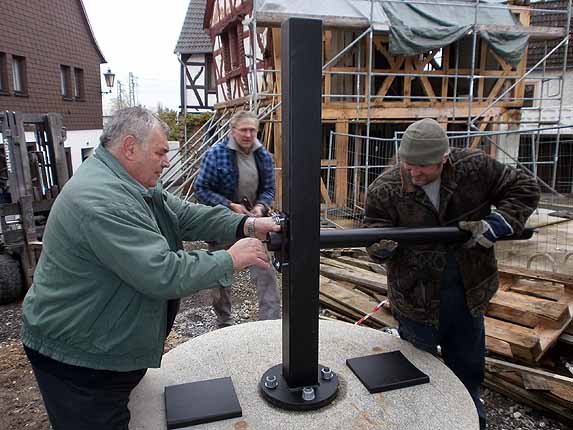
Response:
[226,135,262,155]
[93,145,158,199]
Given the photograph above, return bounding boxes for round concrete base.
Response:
[129,320,478,429]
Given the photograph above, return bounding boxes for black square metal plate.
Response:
[346,350,430,393]
[164,376,242,429]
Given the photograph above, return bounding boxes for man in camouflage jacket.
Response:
[364,118,540,429]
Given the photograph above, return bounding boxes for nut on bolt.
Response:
[301,386,315,401]
[321,367,334,381]
[264,375,278,389]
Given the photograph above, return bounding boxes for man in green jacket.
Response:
[21,107,280,430]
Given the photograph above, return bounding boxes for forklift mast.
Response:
[0,111,70,298]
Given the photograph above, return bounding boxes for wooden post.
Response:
[334,122,349,207]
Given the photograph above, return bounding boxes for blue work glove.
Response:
[458,212,514,248]
[366,240,398,263]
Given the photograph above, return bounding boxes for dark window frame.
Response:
[12,55,27,96]
[60,65,73,100]
[205,54,217,92]
[523,82,537,108]
[73,67,85,101]
[0,53,9,95]
[228,23,240,70]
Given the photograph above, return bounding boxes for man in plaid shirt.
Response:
[195,111,280,327]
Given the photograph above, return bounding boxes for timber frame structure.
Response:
[167,0,573,226]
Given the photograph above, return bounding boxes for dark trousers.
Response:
[396,255,486,430]
[24,346,147,430]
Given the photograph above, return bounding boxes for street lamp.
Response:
[101,68,115,95]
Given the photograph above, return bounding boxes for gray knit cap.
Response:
[398,118,449,165]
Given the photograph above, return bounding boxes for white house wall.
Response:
[212,10,275,101]
[212,0,248,27]
[66,129,102,171]
[185,54,216,110]
[520,70,573,134]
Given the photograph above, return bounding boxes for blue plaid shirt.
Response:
[194,137,276,209]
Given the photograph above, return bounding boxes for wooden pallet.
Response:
[489,266,573,362]
[319,256,573,363]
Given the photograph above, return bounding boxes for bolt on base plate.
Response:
[259,364,339,410]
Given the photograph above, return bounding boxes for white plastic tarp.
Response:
[382,0,528,66]
[255,0,389,29]
[255,0,528,66]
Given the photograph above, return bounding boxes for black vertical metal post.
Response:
[281,17,322,388]
[260,17,338,410]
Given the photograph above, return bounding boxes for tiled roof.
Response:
[174,0,212,54]
[527,0,572,70]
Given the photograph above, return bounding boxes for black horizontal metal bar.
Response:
[266,227,536,252]
[318,227,535,249]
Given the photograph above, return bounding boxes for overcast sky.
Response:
[82,0,189,113]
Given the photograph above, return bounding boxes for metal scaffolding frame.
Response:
[167,0,573,272]
[242,0,573,196]
[170,0,573,200]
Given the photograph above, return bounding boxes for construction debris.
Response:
[319,250,573,425]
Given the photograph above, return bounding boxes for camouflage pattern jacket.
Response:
[364,148,540,325]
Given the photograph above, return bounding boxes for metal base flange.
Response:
[259,364,339,410]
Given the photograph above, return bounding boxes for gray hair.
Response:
[100,107,169,149]
[229,110,259,129]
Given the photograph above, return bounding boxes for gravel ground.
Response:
[0,242,570,429]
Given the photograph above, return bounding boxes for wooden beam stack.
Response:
[319,251,573,425]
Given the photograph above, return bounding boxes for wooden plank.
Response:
[336,256,386,274]
[403,57,412,106]
[320,295,369,324]
[321,105,504,121]
[488,290,571,328]
[499,371,573,408]
[320,177,331,205]
[334,122,349,207]
[499,264,573,287]
[483,376,573,426]
[441,46,449,103]
[485,357,573,389]
[485,336,514,358]
[320,257,388,294]
[484,317,540,361]
[319,265,388,294]
[324,30,332,103]
[499,264,573,288]
[520,373,552,391]
[321,256,385,277]
[477,40,487,101]
[320,275,396,328]
[501,276,565,302]
[320,313,355,324]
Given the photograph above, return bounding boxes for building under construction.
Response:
[169,0,573,273]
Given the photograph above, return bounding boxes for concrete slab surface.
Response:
[129,319,478,430]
